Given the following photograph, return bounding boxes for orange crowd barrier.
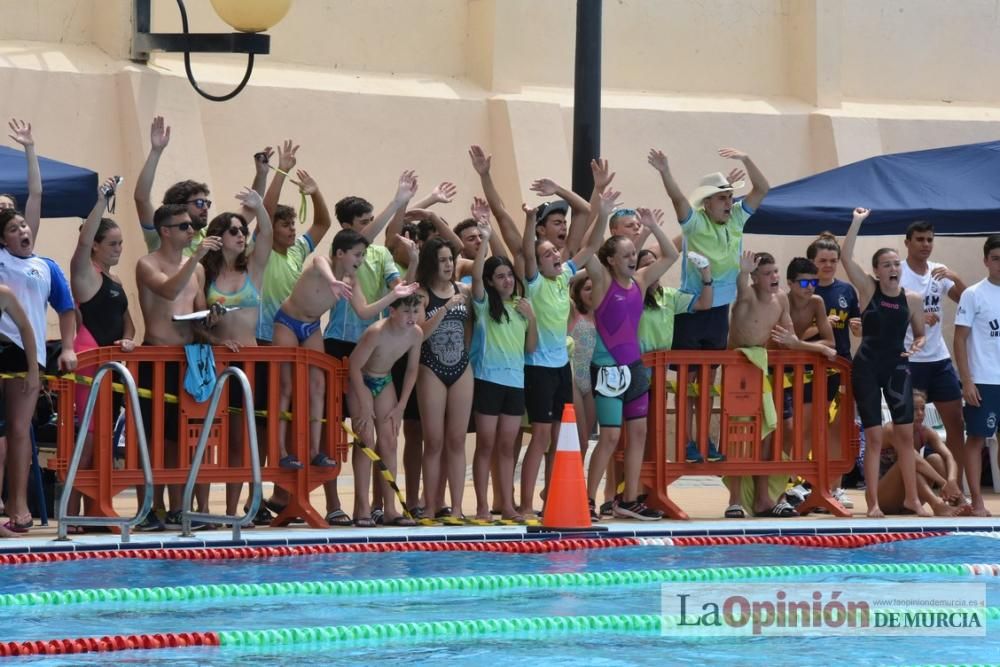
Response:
[639,349,859,520]
[50,346,349,529]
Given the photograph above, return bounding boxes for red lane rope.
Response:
[0,537,642,565]
[667,531,945,548]
[0,532,946,566]
[0,632,219,657]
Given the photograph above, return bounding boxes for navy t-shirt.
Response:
[813,279,860,360]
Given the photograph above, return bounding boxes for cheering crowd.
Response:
[0,116,995,535]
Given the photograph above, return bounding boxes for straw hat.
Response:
[688,172,746,209]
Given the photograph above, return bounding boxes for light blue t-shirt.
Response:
[323,244,399,343]
[679,199,754,307]
[472,295,528,388]
[524,261,576,368]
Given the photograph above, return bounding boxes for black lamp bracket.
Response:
[131,0,270,102]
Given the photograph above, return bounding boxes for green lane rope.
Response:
[2,561,994,610]
[214,608,999,646]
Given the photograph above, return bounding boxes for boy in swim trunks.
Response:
[725,251,836,518]
[348,293,424,527]
[273,229,416,473]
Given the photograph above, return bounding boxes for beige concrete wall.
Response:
[1,0,999,347]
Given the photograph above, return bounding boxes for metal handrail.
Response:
[56,362,153,542]
[180,366,261,540]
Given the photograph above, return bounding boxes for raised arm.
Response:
[8,119,41,239]
[633,208,663,250]
[472,196,507,258]
[411,180,457,211]
[237,188,271,279]
[841,207,875,305]
[363,170,418,244]
[71,177,117,303]
[572,177,617,269]
[736,250,759,304]
[634,205,680,292]
[521,203,539,280]
[718,148,769,211]
[647,148,691,223]
[569,158,615,258]
[295,169,333,246]
[262,139,297,220]
[469,145,522,256]
[530,177,591,255]
[251,146,274,199]
[471,219,492,301]
[134,116,171,237]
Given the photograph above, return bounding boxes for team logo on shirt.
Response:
[838,296,847,309]
[930,281,940,295]
[988,413,997,431]
[991,319,1000,337]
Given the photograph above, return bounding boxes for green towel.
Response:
[736,346,777,438]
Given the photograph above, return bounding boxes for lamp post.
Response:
[571,0,602,199]
[131,0,291,102]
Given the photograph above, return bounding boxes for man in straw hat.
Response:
[648,147,770,464]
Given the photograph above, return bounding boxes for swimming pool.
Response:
[1,533,998,665]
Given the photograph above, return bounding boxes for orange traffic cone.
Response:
[532,403,606,533]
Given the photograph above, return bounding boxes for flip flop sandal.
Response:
[387,516,417,527]
[353,517,376,528]
[724,504,747,519]
[418,517,443,527]
[434,507,453,519]
[278,455,303,470]
[326,509,352,527]
[372,509,385,526]
[465,517,497,526]
[440,515,466,526]
[755,501,798,518]
[310,453,339,468]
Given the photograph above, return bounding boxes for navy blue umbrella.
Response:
[746,141,1000,236]
[0,146,97,218]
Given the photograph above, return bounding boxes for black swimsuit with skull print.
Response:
[420,283,470,387]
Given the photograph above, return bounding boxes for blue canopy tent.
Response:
[0,146,97,218]
[745,141,1000,237]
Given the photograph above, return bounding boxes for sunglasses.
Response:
[797,278,819,288]
[162,221,203,232]
[227,225,249,237]
[186,198,212,210]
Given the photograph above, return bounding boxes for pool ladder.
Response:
[180,366,262,541]
[56,362,153,543]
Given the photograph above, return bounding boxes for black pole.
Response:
[572,0,602,199]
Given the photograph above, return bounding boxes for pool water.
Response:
[2,535,999,665]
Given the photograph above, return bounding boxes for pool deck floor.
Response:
[4,479,998,553]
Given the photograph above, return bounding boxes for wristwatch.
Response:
[702,279,713,286]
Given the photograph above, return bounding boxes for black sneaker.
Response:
[165,511,213,532]
[613,500,664,521]
[250,505,274,526]
[589,498,600,523]
[135,513,165,532]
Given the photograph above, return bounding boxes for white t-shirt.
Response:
[0,247,75,367]
[954,278,1000,385]
[901,260,955,363]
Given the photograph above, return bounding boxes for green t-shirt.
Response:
[524,261,576,368]
[472,295,528,388]
[679,200,753,307]
[256,233,315,341]
[638,287,695,353]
